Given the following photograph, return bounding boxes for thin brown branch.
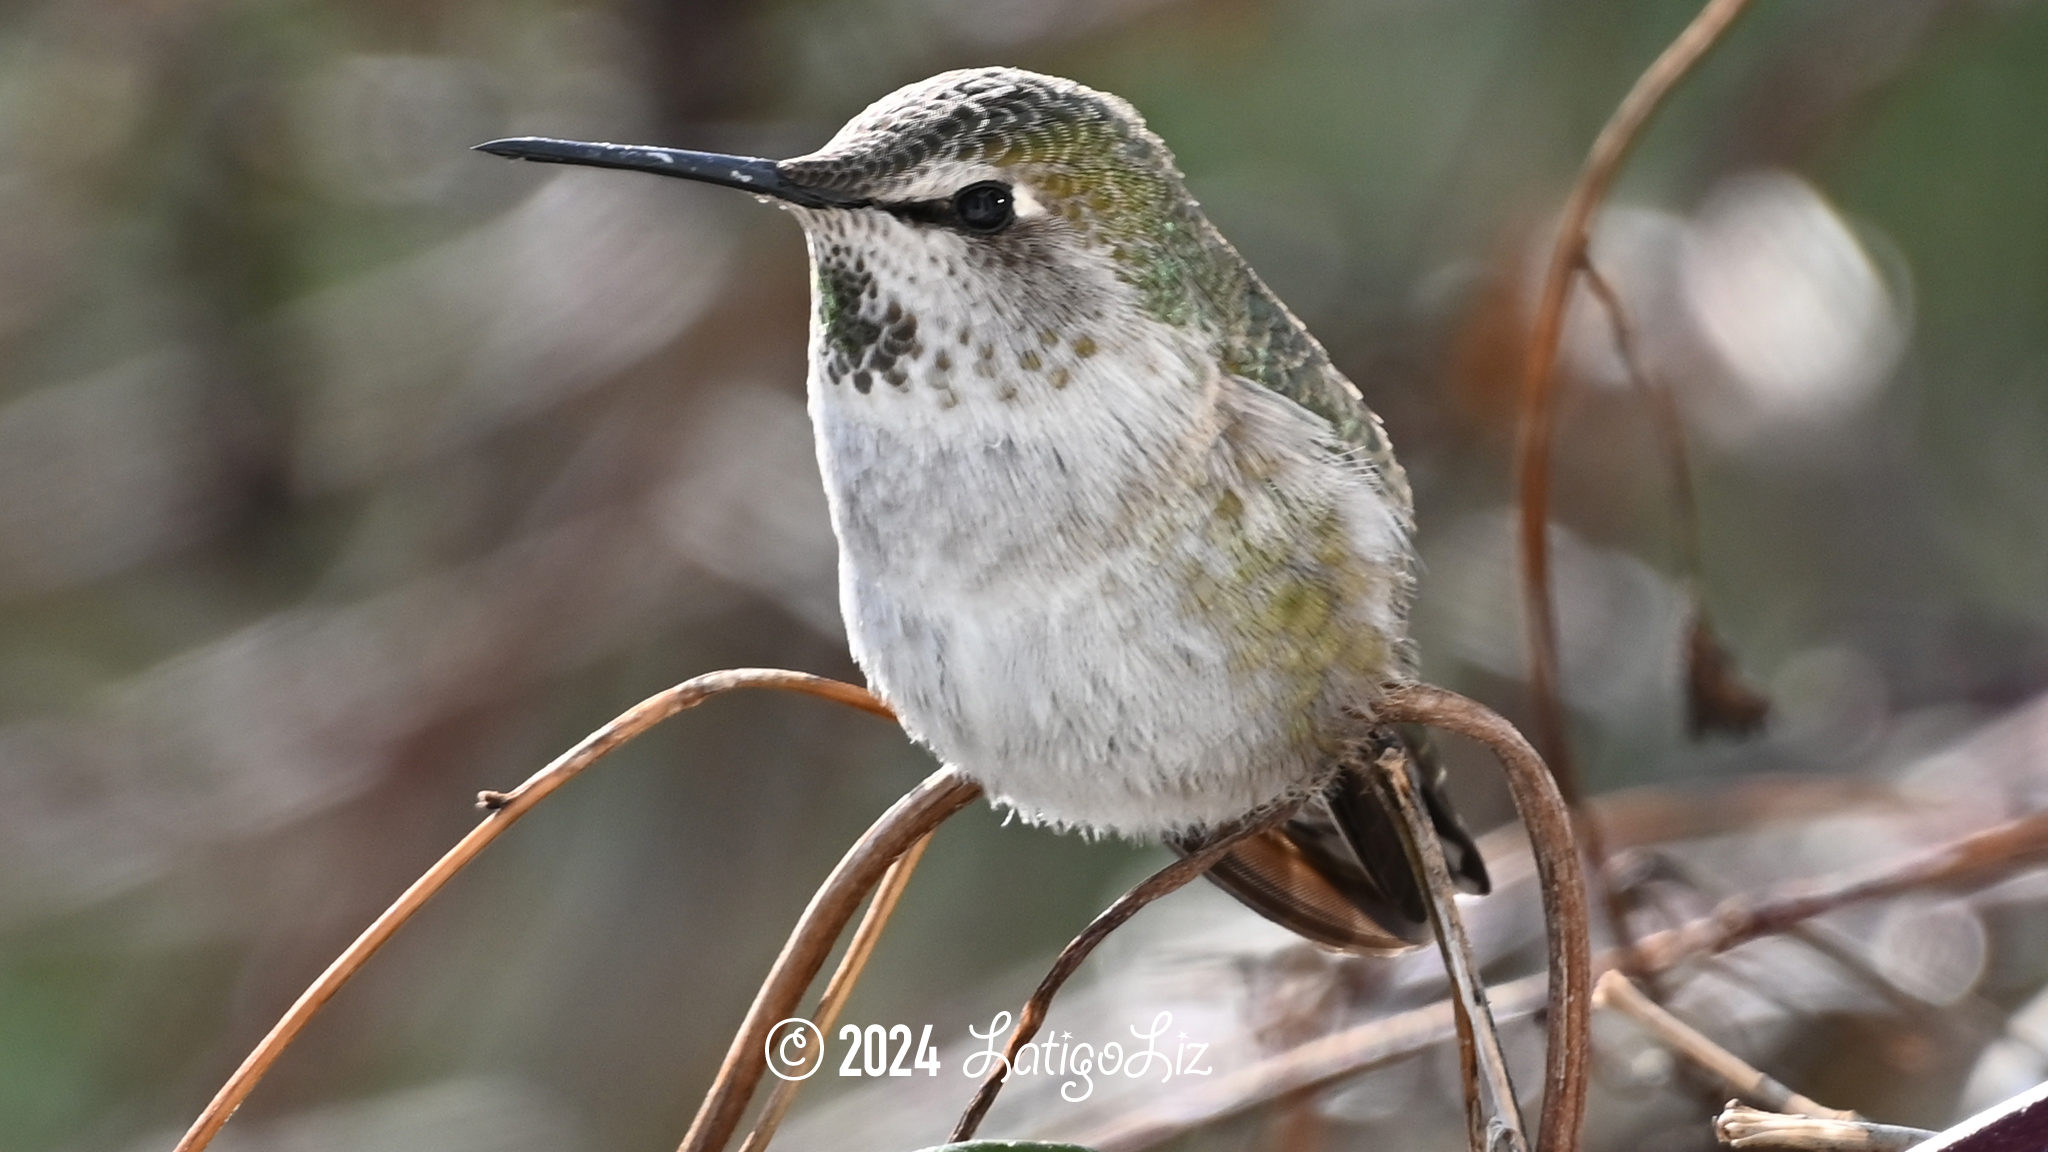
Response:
[679,766,981,1152]
[1634,807,2048,975]
[1376,683,1591,1152]
[950,801,1298,1143]
[736,832,936,1152]
[1717,1103,1934,1151]
[1596,972,1855,1120]
[1512,0,1761,799]
[172,668,896,1152]
[1510,0,1763,1046]
[1371,745,1529,1152]
[1614,849,1992,1036]
[1579,260,1704,585]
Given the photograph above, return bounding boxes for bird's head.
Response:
[480,68,1243,399]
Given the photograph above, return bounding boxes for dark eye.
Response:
[952,182,1014,232]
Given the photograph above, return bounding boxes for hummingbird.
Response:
[479,67,1487,952]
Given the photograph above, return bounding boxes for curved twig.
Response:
[679,766,982,1152]
[1512,0,1760,799]
[949,802,1298,1143]
[172,669,897,1152]
[1377,683,1592,1152]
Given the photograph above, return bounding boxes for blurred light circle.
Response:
[1871,897,1988,1007]
[1681,170,1904,424]
[1961,981,2048,1113]
[1769,645,1889,762]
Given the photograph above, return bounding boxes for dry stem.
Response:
[1633,807,2048,975]
[679,766,981,1152]
[171,668,895,1152]
[1717,1104,1934,1151]
[1513,0,1760,796]
[1377,684,1591,1152]
[1614,851,1981,1036]
[1509,0,1762,1005]
[1372,745,1529,1152]
[1596,971,1854,1120]
[949,802,1298,1143]
[736,832,936,1152]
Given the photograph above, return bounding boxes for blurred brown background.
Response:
[2,0,2046,1149]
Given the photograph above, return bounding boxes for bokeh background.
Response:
[3,0,2047,1149]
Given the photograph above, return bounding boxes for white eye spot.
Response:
[1011,184,1048,220]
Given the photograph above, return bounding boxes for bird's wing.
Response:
[1216,270,1412,516]
[1185,260,1493,951]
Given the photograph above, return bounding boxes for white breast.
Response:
[792,204,1410,836]
[806,313,1410,836]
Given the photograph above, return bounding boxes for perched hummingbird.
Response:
[480,67,1487,952]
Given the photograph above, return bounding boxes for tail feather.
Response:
[1397,723,1491,897]
[1171,725,1489,954]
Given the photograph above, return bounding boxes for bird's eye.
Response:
[952,182,1014,233]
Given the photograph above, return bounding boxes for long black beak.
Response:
[473,137,866,210]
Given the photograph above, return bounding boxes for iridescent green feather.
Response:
[781,68,1411,513]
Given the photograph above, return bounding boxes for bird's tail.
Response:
[1170,725,1490,953]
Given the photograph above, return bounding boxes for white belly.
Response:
[841,531,1333,833]
[807,344,1411,836]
